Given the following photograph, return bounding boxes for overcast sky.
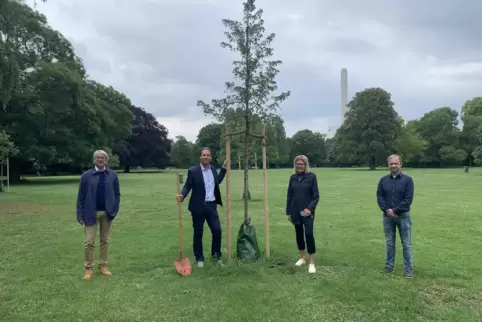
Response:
[31,0,482,141]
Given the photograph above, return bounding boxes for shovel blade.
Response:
[174,256,192,276]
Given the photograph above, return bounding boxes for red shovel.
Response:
[174,172,192,276]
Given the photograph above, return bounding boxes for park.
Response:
[2,0,482,321]
[1,167,482,321]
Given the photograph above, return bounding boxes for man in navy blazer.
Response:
[176,147,227,267]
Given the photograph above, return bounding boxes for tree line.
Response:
[170,91,482,171]
[170,114,327,170]
[2,0,480,186]
[329,88,482,169]
[0,0,171,182]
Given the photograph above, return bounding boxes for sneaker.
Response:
[295,258,306,266]
[308,264,316,274]
[197,261,204,268]
[404,271,414,279]
[379,267,393,274]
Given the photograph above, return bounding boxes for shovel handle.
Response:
[176,172,183,253]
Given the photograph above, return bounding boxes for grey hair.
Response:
[293,155,310,173]
[93,150,109,162]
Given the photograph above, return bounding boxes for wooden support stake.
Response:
[225,125,232,261]
[261,123,270,259]
[254,152,258,198]
[6,158,9,192]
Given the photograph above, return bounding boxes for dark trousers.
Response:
[294,216,316,254]
[191,202,222,262]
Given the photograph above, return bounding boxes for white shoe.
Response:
[197,261,204,268]
[308,264,316,273]
[295,258,306,266]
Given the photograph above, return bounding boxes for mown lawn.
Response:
[1,167,481,321]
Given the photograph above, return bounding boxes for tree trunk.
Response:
[369,156,376,170]
[243,128,249,223]
[124,165,130,173]
[8,158,22,184]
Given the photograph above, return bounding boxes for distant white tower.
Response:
[340,68,348,122]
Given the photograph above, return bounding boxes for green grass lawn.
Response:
[1,167,482,321]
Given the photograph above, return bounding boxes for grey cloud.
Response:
[38,0,482,138]
[319,0,482,60]
[71,41,112,74]
[320,36,379,54]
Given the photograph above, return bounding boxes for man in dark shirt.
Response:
[376,154,415,278]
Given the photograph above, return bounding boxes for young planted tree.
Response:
[198,0,290,260]
[198,0,290,220]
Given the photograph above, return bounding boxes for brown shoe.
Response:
[99,264,112,276]
[83,268,93,280]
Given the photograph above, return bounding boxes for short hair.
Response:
[93,150,109,162]
[199,147,212,156]
[387,154,402,164]
[293,155,311,173]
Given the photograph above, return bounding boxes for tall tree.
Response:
[195,123,223,167]
[290,129,326,166]
[0,0,133,181]
[0,131,18,189]
[460,97,482,166]
[334,87,402,169]
[393,120,427,165]
[265,116,289,166]
[198,0,290,225]
[170,135,194,169]
[416,107,466,166]
[113,106,171,172]
[0,131,18,160]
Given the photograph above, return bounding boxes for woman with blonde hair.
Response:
[285,155,320,273]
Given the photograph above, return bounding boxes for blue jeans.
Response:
[383,212,412,272]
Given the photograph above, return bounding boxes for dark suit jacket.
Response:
[286,172,319,224]
[181,164,227,213]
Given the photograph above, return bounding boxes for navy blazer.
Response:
[181,164,227,212]
[76,167,120,224]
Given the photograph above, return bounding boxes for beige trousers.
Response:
[84,211,112,269]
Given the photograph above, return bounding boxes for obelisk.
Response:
[340,68,348,122]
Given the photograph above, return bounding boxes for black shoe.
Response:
[404,271,414,279]
[380,267,394,274]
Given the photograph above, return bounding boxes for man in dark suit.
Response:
[176,147,227,267]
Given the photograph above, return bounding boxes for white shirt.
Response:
[201,164,215,202]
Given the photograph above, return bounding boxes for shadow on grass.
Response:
[118,170,171,175]
[12,170,176,186]
[15,177,81,186]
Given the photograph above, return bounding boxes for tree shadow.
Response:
[16,176,81,186]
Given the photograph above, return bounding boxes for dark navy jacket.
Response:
[376,172,414,216]
[286,172,320,224]
[181,164,227,213]
[76,167,120,224]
